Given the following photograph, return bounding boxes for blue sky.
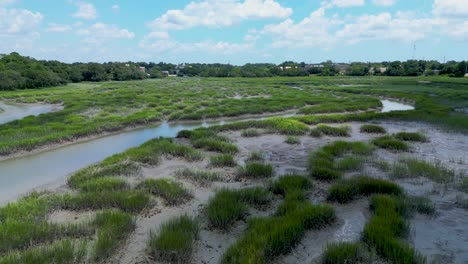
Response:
[0,0,467,64]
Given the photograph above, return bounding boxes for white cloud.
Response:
[0,7,42,51]
[433,0,468,18]
[261,8,340,48]
[444,20,468,40]
[372,0,396,7]
[112,4,119,13]
[77,22,134,44]
[148,0,292,31]
[0,7,43,34]
[335,12,442,43]
[72,2,97,20]
[46,23,72,32]
[322,0,365,8]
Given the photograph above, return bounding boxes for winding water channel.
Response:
[0,101,62,125]
[0,100,414,204]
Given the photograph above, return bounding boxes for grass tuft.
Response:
[238,163,273,178]
[175,168,220,185]
[148,215,199,263]
[311,124,351,137]
[210,154,237,167]
[241,129,260,137]
[285,136,300,145]
[136,178,192,206]
[372,135,409,151]
[322,242,372,264]
[360,124,386,134]
[394,132,428,142]
[327,176,403,203]
[390,157,455,183]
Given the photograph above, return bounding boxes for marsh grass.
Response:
[0,240,87,264]
[241,129,260,137]
[335,156,365,172]
[93,210,135,261]
[55,190,151,212]
[404,196,435,215]
[246,151,264,163]
[136,178,192,206]
[175,168,220,185]
[270,175,312,196]
[207,187,271,229]
[372,135,409,151]
[221,203,335,264]
[285,136,300,145]
[327,176,403,203]
[210,154,237,167]
[360,124,386,134]
[390,157,455,183]
[322,242,372,264]
[193,138,238,154]
[394,132,428,142]
[363,195,426,264]
[460,178,468,193]
[309,141,374,181]
[148,215,199,263]
[237,163,273,178]
[68,161,140,189]
[312,124,351,137]
[76,177,128,192]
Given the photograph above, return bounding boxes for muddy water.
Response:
[380,99,414,112]
[0,100,412,204]
[0,101,62,125]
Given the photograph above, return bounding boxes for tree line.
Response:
[0,52,466,90]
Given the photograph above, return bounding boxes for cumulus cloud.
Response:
[72,2,97,20]
[336,12,444,43]
[46,23,72,32]
[433,0,468,18]
[0,7,42,51]
[372,0,396,7]
[261,8,340,48]
[322,0,365,8]
[0,0,15,6]
[77,22,134,44]
[148,0,292,31]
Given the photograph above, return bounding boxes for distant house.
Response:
[465,73,468,77]
[138,67,146,73]
[379,67,387,74]
[161,71,169,76]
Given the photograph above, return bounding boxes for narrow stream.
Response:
[0,101,62,125]
[0,100,414,204]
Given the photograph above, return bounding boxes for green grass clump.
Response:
[175,168,220,185]
[0,240,87,264]
[372,135,409,151]
[68,161,140,189]
[210,154,237,167]
[309,141,374,181]
[93,210,135,261]
[148,215,199,263]
[322,242,372,264]
[136,178,192,206]
[390,157,455,183]
[207,187,270,229]
[285,136,300,145]
[238,163,273,178]
[262,117,309,135]
[360,124,386,134]
[460,178,468,193]
[335,156,365,172]
[76,177,128,192]
[394,132,428,142]
[241,129,260,137]
[313,124,351,137]
[221,203,335,264]
[327,176,403,203]
[363,195,426,264]
[55,191,150,212]
[404,196,435,215]
[246,151,264,163]
[193,138,238,154]
[270,175,311,196]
